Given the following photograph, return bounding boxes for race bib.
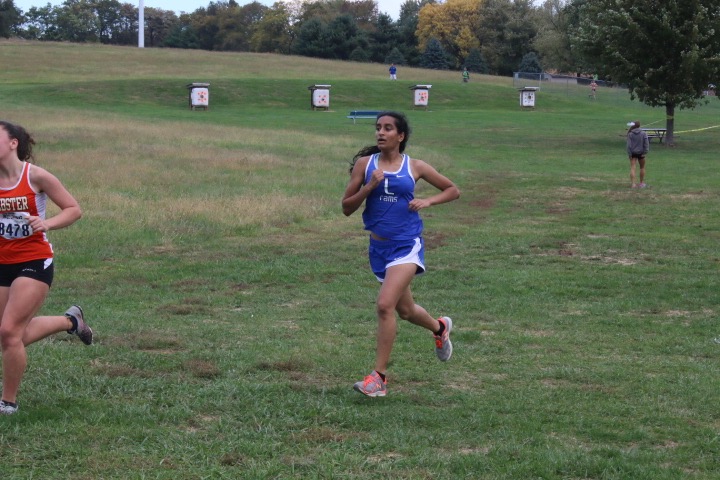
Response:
[0,212,33,240]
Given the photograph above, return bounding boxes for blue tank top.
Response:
[362,153,423,241]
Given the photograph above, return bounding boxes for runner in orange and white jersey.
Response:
[0,161,54,264]
[0,121,94,416]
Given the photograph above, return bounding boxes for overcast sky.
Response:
[13,0,405,21]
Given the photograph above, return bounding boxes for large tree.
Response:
[250,2,293,53]
[143,7,178,47]
[572,0,720,145]
[416,0,482,68]
[55,0,101,43]
[0,0,22,37]
[21,5,61,40]
[476,0,537,76]
[369,12,399,63]
[532,0,578,73]
[162,14,200,49]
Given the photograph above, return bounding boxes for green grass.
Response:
[0,39,718,479]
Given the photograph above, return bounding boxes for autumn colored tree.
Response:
[416,0,482,68]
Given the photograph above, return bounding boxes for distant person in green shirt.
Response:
[462,68,470,83]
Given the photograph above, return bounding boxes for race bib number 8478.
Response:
[0,212,33,240]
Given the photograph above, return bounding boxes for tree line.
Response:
[3,0,719,144]
[0,0,559,75]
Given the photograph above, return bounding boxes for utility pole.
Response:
[138,0,145,48]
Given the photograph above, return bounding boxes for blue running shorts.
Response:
[369,236,425,282]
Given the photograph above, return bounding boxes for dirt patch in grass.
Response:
[108,331,185,352]
[159,297,211,316]
[293,426,357,444]
[219,452,250,466]
[183,358,221,379]
[91,359,155,378]
[424,231,449,249]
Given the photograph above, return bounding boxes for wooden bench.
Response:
[347,110,381,124]
[642,128,667,143]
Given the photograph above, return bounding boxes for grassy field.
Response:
[0,39,718,479]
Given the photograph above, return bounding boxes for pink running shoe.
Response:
[353,371,387,397]
[434,316,453,361]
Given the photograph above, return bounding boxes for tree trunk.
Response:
[665,103,675,146]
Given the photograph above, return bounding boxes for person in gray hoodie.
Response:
[627,121,650,188]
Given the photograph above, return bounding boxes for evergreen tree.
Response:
[292,17,328,58]
[384,46,406,65]
[350,46,371,62]
[162,22,200,49]
[518,52,542,73]
[370,13,399,63]
[293,14,369,60]
[325,14,369,60]
[464,47,488,74]
[396,0,425,66]
[420,37,449,70]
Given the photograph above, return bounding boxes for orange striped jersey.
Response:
[0,162,53,264]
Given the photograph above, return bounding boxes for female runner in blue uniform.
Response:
[341,111,460,397]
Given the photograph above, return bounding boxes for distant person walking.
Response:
[341,111,460,397]
[0,121,93,415]
[626,121,650,188]
[590,80,598,99]
[389,63,397,80]
[462,68,470,83]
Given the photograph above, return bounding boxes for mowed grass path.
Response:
[0,40,718,479]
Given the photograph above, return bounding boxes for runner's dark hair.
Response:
[348,111,411,173]
[0,121,35,162]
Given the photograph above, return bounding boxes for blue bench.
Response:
[347,110,381,124]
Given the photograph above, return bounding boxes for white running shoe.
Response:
[66,305,93,345]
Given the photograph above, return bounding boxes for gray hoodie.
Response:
[627,128,649,156]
